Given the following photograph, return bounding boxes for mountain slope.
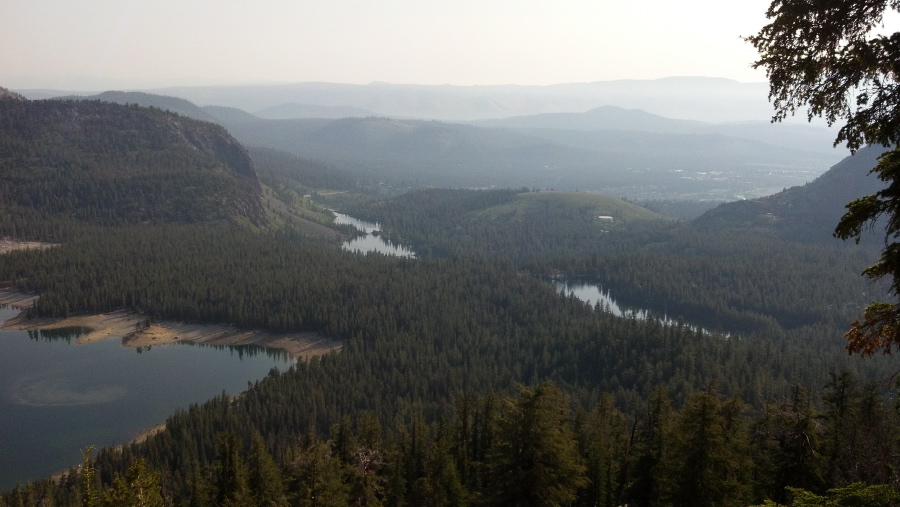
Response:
[0,96,266,226]
[693,146,889,240]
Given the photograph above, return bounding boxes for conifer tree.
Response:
[821,372,861,488]
[486,383,586,507]
[187,460,212,507]
[213,432,250,506]
[754,386,824,503]
[81,447,99,507]
[99,459,163,507]
[287,439,349,507]
[664,391,751,507]
[246,432,287,507]
[625,386,672,506]
[577,393,628,507]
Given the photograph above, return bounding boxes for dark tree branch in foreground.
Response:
[749,0,900,355]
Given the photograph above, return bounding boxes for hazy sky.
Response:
[0,0,850,90]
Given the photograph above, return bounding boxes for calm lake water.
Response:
[0,307,291,489]
[553,280,638,318]
[333,212,415,258]
[553,279,709,332]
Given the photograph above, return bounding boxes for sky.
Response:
[0,0,834,91]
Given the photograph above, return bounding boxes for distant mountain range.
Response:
[15,77,826,124]
[694,145,890,241]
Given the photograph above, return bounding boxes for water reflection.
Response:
[553,280,647,318]
[176,341,293,363]
[333,212,379,234]
[333,212,415,258]
[554,279,714,334]
[29,327,92,343]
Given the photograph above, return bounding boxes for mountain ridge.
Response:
[0,95,266,226]
[50,90,218,123]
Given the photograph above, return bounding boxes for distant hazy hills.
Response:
[205,109,842,200]
[17,77,802,124]
[471,105,838,154]
[254,103,377,120]
[0,95,266,225]
[693,146,890,241]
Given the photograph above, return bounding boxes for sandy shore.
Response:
[0,289,342,360]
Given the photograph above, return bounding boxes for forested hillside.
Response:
[694,146,889,240]
[2,226,895,505]
[1,92,898,506]
[347,187,884,335]
[0,95,266,227]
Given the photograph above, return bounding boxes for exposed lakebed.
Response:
[0,307,291,489]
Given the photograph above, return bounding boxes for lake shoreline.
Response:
[0,239,341,484]
[0,286,335,485]
[0,289,341,360]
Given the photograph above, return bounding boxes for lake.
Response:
[0,307,292,489]
[333,212,415,258]
[553,279,713,333]
[553,280,641,318]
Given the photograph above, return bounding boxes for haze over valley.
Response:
[30,81,846,203]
